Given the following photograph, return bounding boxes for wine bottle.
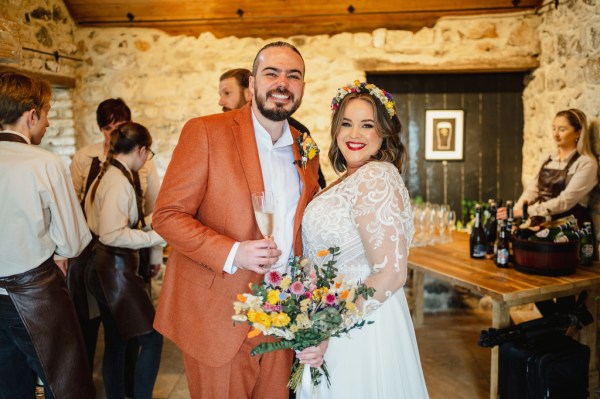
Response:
[496,221,510,268]
[470,204,487,259]
[580,221,594,266]
[484,201,497,258]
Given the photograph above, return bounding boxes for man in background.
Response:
[219,67,326,188]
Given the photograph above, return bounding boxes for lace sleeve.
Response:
[351,162,414,311]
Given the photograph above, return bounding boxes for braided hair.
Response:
[89,122,152,203]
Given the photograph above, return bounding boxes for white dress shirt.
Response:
[84,160,165,254]
[0,130,92,293]
[224,110,302,273]
[72,141,163,263]
[515,150,599,216]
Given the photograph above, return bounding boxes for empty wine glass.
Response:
[251,191,274,240]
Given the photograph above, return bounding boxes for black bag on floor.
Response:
[499,333,590,399]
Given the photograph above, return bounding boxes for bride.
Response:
[295,81,429,398]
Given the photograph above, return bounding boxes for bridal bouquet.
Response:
[232,247,375,392]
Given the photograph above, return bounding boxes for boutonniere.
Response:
[294,132,319,170]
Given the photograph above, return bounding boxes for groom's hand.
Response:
[234,239,282,274]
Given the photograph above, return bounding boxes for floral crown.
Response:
[330,80,396,118]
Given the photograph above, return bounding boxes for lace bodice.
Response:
[302,162,414,292]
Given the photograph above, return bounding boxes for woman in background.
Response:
[498,108,598,316]
[498,108,597,226]
[85,122,165,399]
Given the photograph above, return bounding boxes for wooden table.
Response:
[408,231,600,399]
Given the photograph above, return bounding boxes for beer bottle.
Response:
[484,201,497,258]
[470,204,487,259]
[496,221,510,268]
[580,222,594,266]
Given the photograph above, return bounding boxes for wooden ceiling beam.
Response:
[62,0,543,38]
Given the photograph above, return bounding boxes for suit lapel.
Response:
[232,104,265,195]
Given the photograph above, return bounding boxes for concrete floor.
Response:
[91,303,495,398]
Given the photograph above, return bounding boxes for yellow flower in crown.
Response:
[294,132,319,170]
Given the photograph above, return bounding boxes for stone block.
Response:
[465,22,497,40]
[584,56,600,84]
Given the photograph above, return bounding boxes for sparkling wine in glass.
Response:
[252,191,274,239]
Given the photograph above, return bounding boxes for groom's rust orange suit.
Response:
[152,102,320,398]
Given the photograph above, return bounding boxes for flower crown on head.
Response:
[330,80,396,118]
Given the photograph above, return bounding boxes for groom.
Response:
[153,42,321,398]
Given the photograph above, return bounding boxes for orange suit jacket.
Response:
[153,103,321,367]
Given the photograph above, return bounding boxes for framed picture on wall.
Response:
[425,110,464,160]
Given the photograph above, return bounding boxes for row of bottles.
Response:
[469,200,594,266]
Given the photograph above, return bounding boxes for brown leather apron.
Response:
[94,242,155,339]
[89,159,155,340]
[534,152,591,227]
[0,258,95,399]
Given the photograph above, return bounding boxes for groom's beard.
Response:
[254,87,302,122]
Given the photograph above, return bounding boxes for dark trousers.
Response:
[0,295,54,399]
[98,300,162,399]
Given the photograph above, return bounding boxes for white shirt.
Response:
[224,110,302,273]
[0,130,92,293]
[72,141,163,264]
[84,160,165,257]
[71,141,160,213]
[516,150,598,216]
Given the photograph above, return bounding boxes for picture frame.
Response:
[425,110,464,160]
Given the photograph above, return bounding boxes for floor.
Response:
[91,298,495,398]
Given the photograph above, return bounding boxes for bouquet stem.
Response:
[288,358,331,393]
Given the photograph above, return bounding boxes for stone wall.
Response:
[0,0,80,162]
[522,0,600,186]
[72,12,540,181]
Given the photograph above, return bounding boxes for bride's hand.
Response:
[296,340,329,368]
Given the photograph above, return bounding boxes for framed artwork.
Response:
[425,110,464,160]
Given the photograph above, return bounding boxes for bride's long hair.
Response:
[328,92,406,175]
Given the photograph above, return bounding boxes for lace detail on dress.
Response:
[302,161,414,289]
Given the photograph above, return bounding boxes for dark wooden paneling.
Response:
[368,73,525,219]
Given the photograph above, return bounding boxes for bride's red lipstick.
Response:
[346,141,366,151]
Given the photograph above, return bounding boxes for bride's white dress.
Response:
[298,161,429,399]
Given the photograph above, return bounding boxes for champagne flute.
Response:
[252,191,274,240]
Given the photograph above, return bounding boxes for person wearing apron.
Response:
[499,108,598,315]
[0,72,95,399]
[69,99,161,396]
[84,122,165,399]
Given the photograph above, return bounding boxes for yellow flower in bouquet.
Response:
[232,247,376,392]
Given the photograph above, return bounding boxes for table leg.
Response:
[412,269,424,327]
[580,287,599,397]
[490,300,510,399]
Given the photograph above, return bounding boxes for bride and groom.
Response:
[152,41,429,398]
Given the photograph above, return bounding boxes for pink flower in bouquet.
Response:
[267,271,283,286]
[290,281,305,296]
[325,293,337,306]
[303,291,312,299]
